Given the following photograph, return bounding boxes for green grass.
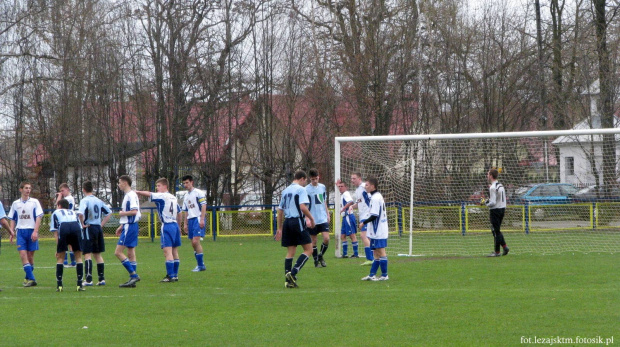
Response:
[0,237,618,346]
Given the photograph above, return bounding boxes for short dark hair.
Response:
[182,175,194,182]
[308,168,319,178]
[82,181,94,193]
[294,170,307,180]
[366,176,379,190]
[488,169,499,179]
[57,198,69,209]
[156,177,169,187]
[352,172,363,179]
[59,183,70,190]
[19,181,31,189]
[119,175,132,186]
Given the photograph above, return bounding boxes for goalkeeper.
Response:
[482,169,509,257]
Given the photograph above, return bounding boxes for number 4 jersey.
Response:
[151,192,181,224]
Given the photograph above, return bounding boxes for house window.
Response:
[565,157,574,176]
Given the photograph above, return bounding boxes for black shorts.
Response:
[307,222,330,236]
[81,224,106,254]
[57,222,82,253]
[281,218,312,247]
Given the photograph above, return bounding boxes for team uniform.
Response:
[306,183,329,235]
[61,194,78,266]
[340,190,358,257]
[279,183,312,247]
[65,195,76,210]
[364,191,389,280]
[183,188,207,270]
[486,181,509,255]
[151,192,181,280]
[79,195,111,254]
[51,208,85,290]
[118,190,141,248]
[355,182,374,262]
[9,197,44,283]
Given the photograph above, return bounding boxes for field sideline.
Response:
[0,237,618,346]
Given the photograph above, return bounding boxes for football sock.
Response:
[56,263,64,286]
[23,263,34,281]
[291,254,309,277]
[320,242,328,257]
[173,259,180,277]
[131,261,137,273]
[85,259,93,282]
[121,259,134,275]
[352,241,359,256]
[342,241,348,256]
[64,253,68,264]
[165,261,174,277]
[284,258,293,274]
[97,263,105,281]
[379,257,388,277]
[369,259,380,277]
[312,247,318,262]
[196,253,204,267]
[69,252,76,264]
[76,263,84,286]
[365,247,373,261]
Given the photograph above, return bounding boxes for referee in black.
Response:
[484,169,509,257]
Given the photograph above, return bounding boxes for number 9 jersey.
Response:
[78,195,111,226]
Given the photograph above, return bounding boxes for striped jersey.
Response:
[341,191,354,216]
[78,195,112,225]
[355,183,371,220]
[367,191,388,239]
[182,188,207,220]
[306,183,328,224]
[151,192,181,224]
[65,195,76,210]
[8,198,44,229]
[120,190,141,224]
[50,209,79,232]
[278,183,309,219]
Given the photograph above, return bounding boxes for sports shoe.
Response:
[171,277,179,282]
[285,272,297,286]
[64,263,76,268]
[76,286,86,292]
[23,278,27,285]
[160,275,173,283]
[127,275,141,285]
[361,275,377,281]
[502,247,510,256]
[23,280,37,287]
[320,259,327,267]
[56,286,63,292]
[374,275,389,281]
[360,260,373,266]
[96,280,106,286]
[341,254,349,258]
[191,266,206,272]
[284,279,298,289]
[83,281,93,287]
[314,261,323,268]
[119,281,136,288]
[486,252,501,257]
[350,254,360,258]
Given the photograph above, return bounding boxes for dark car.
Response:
[511,183,579,219]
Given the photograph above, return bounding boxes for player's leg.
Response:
[18,230,36,285]
[488,211,500,256]
[55,251,65,291]
[359,220,374,264]
[310,232,320,266]
[65,244,76,267]
[350,231,359,258]
[94,253,105,285]
[74,250,84,290]
[115,245,136,277]
[172,246,180,280]
[495,209,509,255]
[191,236,205,271]
[376,245,388,280]
[290,227,313,280]
[161,246,175,282]
[318,230,329,267]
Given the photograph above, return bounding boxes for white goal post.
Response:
[334,128,620,257]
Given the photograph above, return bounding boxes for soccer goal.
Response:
[334,128,620,257]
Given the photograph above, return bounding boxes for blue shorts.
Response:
[370,238,387,250]
[341,214,357,236]
[161,223,182,248]
[16,229,39,252]
[187,217,205,239]
[117,223,139,248]
[359,219,368,232]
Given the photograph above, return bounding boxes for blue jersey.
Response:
[78,195,112,225]
[50,209,79,232]
[278,183,309,219]
[306,183,328,224]
[151,192,181,224]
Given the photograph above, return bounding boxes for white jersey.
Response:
[341,191,354,216]
[8,198,44,230]
[182,188,207,220]
[367,191,388,239]
[65,195,76,210]
[120,190,141,224]
[486,181,506,209]
[151,192,181,224]
[355,183,370,220]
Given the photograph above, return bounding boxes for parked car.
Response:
[511,183,579,219]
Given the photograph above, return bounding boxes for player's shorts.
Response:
[81,224,105,254]
[308,222,330,236]
[16,229,39,252]
[161,223,182,248]
[117,223,139,248]
[281,218,311,247]
[187,217,205,239]
[57,222,82,253]
[359,219,368,232]
[341,214,357,236]
[369,238,387,250]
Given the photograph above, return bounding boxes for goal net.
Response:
[334,129,620,257]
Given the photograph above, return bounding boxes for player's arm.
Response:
[486,186,497,208]
[0,218,14,243]
[341,201,354,213]
[360,214,378,229]
[135,190,152,198]
[275,208,284,241]
[78,213,86,228]
[324,199,331,223]
[199,202,207,229]
[301,204,315,229]
[101,213,112,227]
[32,215,42,241]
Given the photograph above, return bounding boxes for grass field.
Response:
[0,237,618,346]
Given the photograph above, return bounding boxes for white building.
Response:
[552,80,620,186]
